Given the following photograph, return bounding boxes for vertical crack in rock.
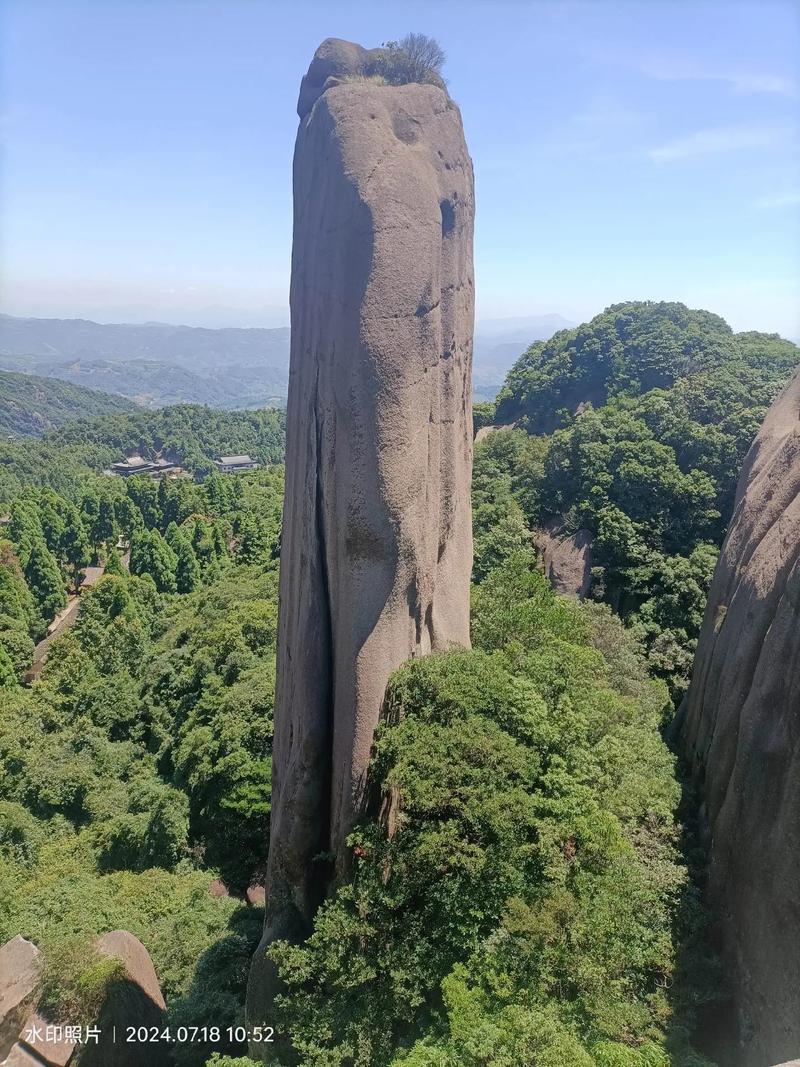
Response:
[247,38,475,1047]
[680,370,800,1066]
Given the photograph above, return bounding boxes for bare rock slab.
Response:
[0,937,41,1062]
[535,516,594,599]
[681,371,800,1066]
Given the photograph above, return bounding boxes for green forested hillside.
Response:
[0,369,138,436]
[495,302,799,433]
[0,466,284,1064]
[0,471,716,1066]
[0,403,286,504]
[479,302,800,696]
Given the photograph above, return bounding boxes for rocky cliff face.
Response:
[247,39,474,1036]
[681,371,800,1065]
[535,516,594,599]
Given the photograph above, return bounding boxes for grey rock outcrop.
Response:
[248,37,474,1039]
[681,371,800,1065]
[535,516,594,599]
[80,931,168,1067]
[0,932,167,1067]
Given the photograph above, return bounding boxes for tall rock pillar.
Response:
[248,38,474,1034]
[681,371,800,1065]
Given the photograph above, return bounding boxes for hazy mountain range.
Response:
[0,312,574,409]
[472,314,575,399]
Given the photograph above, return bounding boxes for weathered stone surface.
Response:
[473,422,514,444]
[95,931,165,1012]
[79,932,169,1067]
[0,937,40,1062]
[297,37,379,119]
[535,516,594,599]
[248,37,474,1041]
[681,371,800,1066]
[2,1043,44,1067]
[8,1011,74,1067]
[0,932,167,1067]
[246,884,265,906]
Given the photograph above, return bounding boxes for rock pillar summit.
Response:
[681,371,800,1065]
[248,38,475,1034]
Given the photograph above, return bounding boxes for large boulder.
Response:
[0,932,167,1067]
[248,38,474,1046]
[79,931,168,1067]
[296,37,378,118]
[681,371,800,1065]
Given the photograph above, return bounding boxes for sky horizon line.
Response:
[2,300,798,344]
[2,1,798,338]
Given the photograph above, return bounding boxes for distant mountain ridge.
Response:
[0,313,290,365]
[0,312,574,408]
[472,313,576,400]
[0,369,138,437]
[0,314,290,410]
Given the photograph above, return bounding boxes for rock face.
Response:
[681,371,800,1065]
[248,37,474,1039]
[535,516,594,599]
[80,931,169,1067]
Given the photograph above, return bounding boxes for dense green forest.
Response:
[1,466,284,1065]
[0,469,717,1066]
[475,302,800,697]
[0,369,137,436]
[0,403,286,504]
[2,300,796,1066]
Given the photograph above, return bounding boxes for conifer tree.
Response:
[104,547,126,577]
[174,534,200,594]
[60,506,91,593]
[24,538,67,625]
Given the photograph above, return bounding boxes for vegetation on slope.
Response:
[478,302,800,697]
[267,551,718,1066]
[0,369,137,437]
[0,403,285,504]
[1,465,284,1065]
[1,307,765,1065]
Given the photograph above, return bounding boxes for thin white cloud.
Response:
[572,93,642,131]
[650,124,789,163]
[639,56,796,98]
[754,191,800,210]
[732,73,796,96]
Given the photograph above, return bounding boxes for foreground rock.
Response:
[0,938,41,1062]
[248,36,475,1044]
[681,372,800,1065]
[0,932,168,1067]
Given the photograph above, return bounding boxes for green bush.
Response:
[39,937,126,1025]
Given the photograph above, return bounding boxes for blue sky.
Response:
[1,0,798,336]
